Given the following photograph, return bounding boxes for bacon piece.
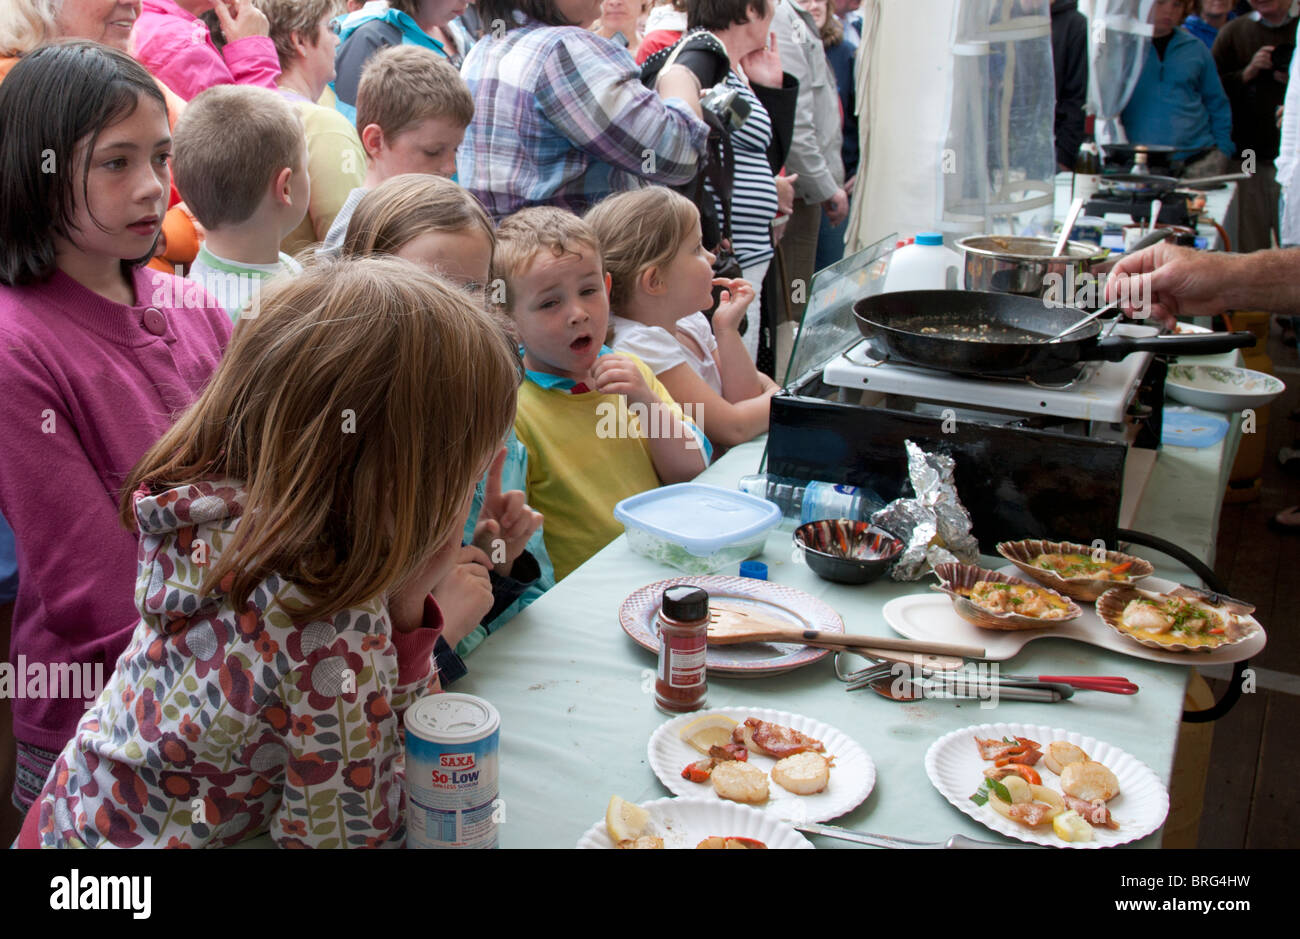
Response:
[744,719,824,758]
[975,736,1023,761]
[708,743,748,763]
[1064,793,1119,829]
[983,764,1042,785]
[1007,801,1052,827]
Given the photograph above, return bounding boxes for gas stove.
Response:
[1085,189,1194,227]
[765,237,1167,551]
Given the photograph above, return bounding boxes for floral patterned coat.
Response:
[31,481,442,848]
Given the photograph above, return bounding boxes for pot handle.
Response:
[1090,330,1256,361]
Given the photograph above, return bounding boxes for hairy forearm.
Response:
[1222,248,1300,313]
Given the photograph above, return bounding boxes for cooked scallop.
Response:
[1122,599,1172,634]
[1060,760,1120,803]
[1043,741,1090,775]
[771,751,831,795]
[710,760,769,804]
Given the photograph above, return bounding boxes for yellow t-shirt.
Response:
[281,99,366,257]
[514,353,707,581]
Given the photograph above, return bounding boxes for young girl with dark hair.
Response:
[0,41,230,810]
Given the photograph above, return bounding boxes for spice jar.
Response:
[654,585,709,713]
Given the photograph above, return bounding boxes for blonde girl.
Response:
[21,256,521,848]
[341,174,553,666]
[587,186,779,449]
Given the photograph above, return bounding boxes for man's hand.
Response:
[1244,45,1275,83]
[432,546,495,648]
[823,187,849,226]
[472,447,543,576]
[774,173,797,215]
[1104,242,1236,328]
[592,353,655,405]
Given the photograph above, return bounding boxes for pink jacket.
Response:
[133,0,281,102]
[0,266,230,750]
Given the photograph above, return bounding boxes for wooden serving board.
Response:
[882,572,1265,666]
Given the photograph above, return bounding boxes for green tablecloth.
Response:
[458,370,1241,848]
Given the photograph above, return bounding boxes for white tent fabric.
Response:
[846,0,1058,254]
[1084,0,1153,145]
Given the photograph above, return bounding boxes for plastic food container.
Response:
[614,483,782,574]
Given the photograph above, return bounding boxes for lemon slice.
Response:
[1053,810,1094,843]
[678,714,740,754]
[606,796,651,843]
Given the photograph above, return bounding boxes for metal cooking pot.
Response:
[956,235,1109,298]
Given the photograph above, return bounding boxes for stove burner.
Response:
[860,339,1088,386]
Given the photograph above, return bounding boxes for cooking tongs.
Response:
[834,651,1138,699]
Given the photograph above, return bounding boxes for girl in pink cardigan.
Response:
[0,42,231,809]
[133,0,281,100]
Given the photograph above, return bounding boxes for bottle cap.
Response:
[739,560,768,580]
[915,232,944,246]
[661,585,709,622]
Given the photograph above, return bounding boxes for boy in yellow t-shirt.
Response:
[495,207,711,581]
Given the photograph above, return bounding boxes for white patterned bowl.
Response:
[1165,364,1285,413]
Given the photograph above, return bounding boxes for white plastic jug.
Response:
[883,233,962,292]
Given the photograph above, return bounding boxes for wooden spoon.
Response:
[707,603,984,660]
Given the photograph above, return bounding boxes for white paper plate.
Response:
[576,797,813,849]
[925,721,1169,848]
[883,571,1265,665]
[648,706,875,823]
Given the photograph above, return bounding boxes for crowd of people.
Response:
[0,0,1293,849]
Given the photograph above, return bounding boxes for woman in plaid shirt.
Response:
[459,0,711,219]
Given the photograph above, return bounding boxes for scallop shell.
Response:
[1095,587,1261,654]
[931,562,1083,632]
[996,539,1154,602]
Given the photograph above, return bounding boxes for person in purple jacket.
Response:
[0,42,231,811]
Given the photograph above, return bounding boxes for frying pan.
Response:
[1102,172,1249,197]
[853,290,1255,380]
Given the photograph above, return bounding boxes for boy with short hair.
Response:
[319,44,475,254]
[495,207,711,581]
[173,85,309,320]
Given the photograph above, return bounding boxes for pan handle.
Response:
[1090,330,1256,361]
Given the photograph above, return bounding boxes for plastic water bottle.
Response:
[882,232,961,292]
[737,474,884,527]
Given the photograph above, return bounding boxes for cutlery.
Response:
[996,673,1138,694]
[1043,300,1120,342]
[793,821,1034,848]
[866,677,1072,703]
[1053,197,1085,256]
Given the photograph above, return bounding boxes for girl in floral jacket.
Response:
[20,256,522,848]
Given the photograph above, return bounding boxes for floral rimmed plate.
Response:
[619,575,843,675]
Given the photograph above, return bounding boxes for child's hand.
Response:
[710,278,755,333]
[431,546,495,648]
[592,353,655,405]
[472,447,544,576]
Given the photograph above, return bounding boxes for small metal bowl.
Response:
[794,519,904,585]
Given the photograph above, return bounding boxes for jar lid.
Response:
[739,560,768,580]
[662,585,709,621]
[914,232,944,246]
